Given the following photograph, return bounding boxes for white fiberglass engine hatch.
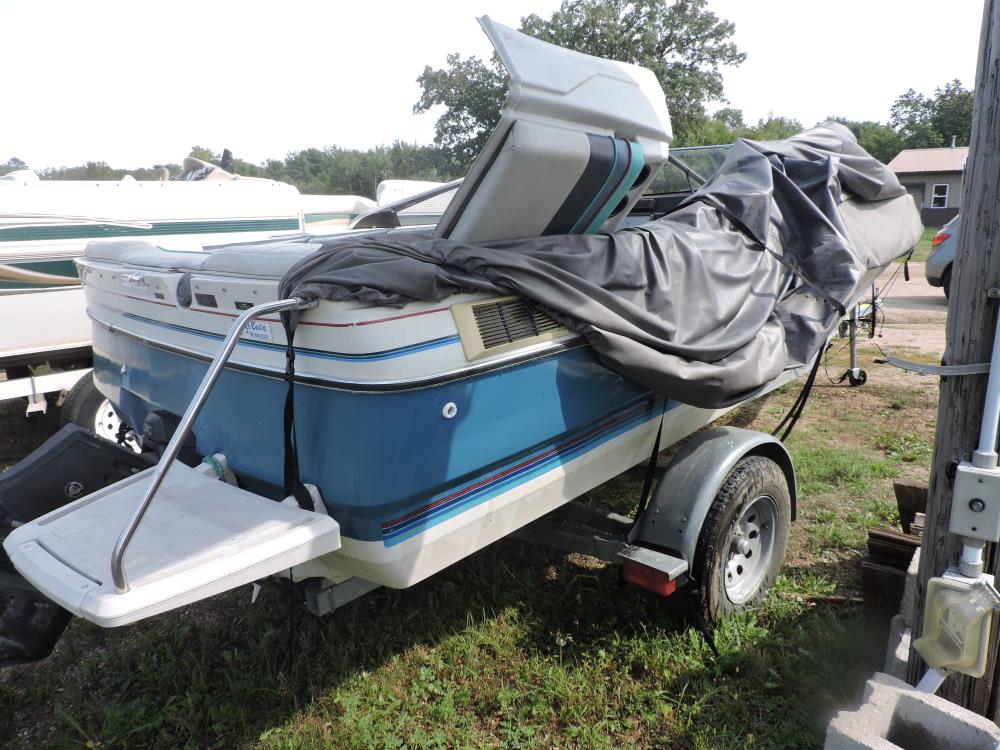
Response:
[3,462,341,627]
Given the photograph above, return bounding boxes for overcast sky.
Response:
[0,0,985,170]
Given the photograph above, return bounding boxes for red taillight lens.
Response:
[931,232,951,247]
[622,558,678,596]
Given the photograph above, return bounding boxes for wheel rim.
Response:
[724,495,777,605]
[93,399,141,453]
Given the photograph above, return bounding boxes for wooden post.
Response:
[907,1,1000,715]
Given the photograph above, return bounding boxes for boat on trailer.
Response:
[0,18,921,661]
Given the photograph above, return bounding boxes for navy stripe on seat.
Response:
[543,134,617,235]
[571,137,633,234]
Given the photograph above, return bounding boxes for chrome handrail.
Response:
[110,296,317,593]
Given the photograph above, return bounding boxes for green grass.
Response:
[787,434,899,497]
[909,226,940,263]
[20,560,867,750]
[874,431,932,463]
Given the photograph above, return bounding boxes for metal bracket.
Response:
[876,356,990,376]
[304,577,381,616]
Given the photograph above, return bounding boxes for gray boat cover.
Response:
[279,123,921,408]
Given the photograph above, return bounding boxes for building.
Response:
[887,145,968,226]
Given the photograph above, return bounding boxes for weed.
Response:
[875,431,931,462]
[882,389,913,412]
[788,436,899,497]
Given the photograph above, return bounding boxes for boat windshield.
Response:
[645,144,732,195]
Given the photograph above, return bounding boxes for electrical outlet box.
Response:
[950,461,1000,542]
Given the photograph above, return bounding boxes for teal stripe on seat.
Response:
[582,141,644,234]
[569,136,621,234]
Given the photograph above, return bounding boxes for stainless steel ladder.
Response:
[110,296,316,593]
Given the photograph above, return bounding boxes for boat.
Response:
[1,18,921,648]
[0,159,369,424]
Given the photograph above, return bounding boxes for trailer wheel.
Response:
[692,455,790,624]
[60,376,140,452]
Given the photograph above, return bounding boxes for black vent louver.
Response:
[472,299,562,349]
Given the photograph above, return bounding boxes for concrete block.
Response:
[883,614,910,680]
[824,672,1000,750]
[900,548,920,629]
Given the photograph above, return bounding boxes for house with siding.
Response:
[887,145,968,226]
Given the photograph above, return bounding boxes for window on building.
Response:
[932,184,949,209]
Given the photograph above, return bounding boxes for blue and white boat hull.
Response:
[79,245,739,587]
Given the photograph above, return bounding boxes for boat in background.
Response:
[176,155,375,231]
[0,161,370,426]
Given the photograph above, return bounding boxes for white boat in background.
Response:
[300,193,374,229]
[0,161,371,424]
[176,155,375,230]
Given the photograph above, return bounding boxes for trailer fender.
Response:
[631,426,796,568]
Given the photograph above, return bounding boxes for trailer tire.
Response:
[692,455,790,624]
[60,375,107,430]
[59,375,139,451]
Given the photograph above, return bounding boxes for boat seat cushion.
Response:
[84,227,435,279]
[439,119,644,244]
[85,239,323,278]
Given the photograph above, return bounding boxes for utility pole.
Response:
[907,1,1000,714]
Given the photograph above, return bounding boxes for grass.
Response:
[1,345,941,749]
[909,226,940,263]
[874,431,932,463]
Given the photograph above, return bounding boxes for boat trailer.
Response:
[1,406,794,665]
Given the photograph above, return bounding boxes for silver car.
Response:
[925,215,960,299]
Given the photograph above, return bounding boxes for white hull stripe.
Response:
[120,311,461,361]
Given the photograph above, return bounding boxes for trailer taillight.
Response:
[931,231,951,247]
[622,558,677,596]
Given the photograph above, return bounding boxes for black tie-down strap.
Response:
[629,398,665,531]
[281,309,315,512]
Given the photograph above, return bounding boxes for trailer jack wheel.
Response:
[692,455,791,624]
[848,370,867,387]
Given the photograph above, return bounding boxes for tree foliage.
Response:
[413,53,507,168]
[415,0,745,164]
[826,118,901,164]
[889,79,973,150]
[0,156,27,176]
[34,142,463,198]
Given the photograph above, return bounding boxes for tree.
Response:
[413,53,507,167]
[0,156,27,176]
[188,145,219,162]
[712,107,744,131]
[414,0,745,165]
[890,81,974,150]
[931,79,974,146]
[890,89,943,149]
[683,113,738,146]
[744,115,803,141]
[829,117,902,164]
